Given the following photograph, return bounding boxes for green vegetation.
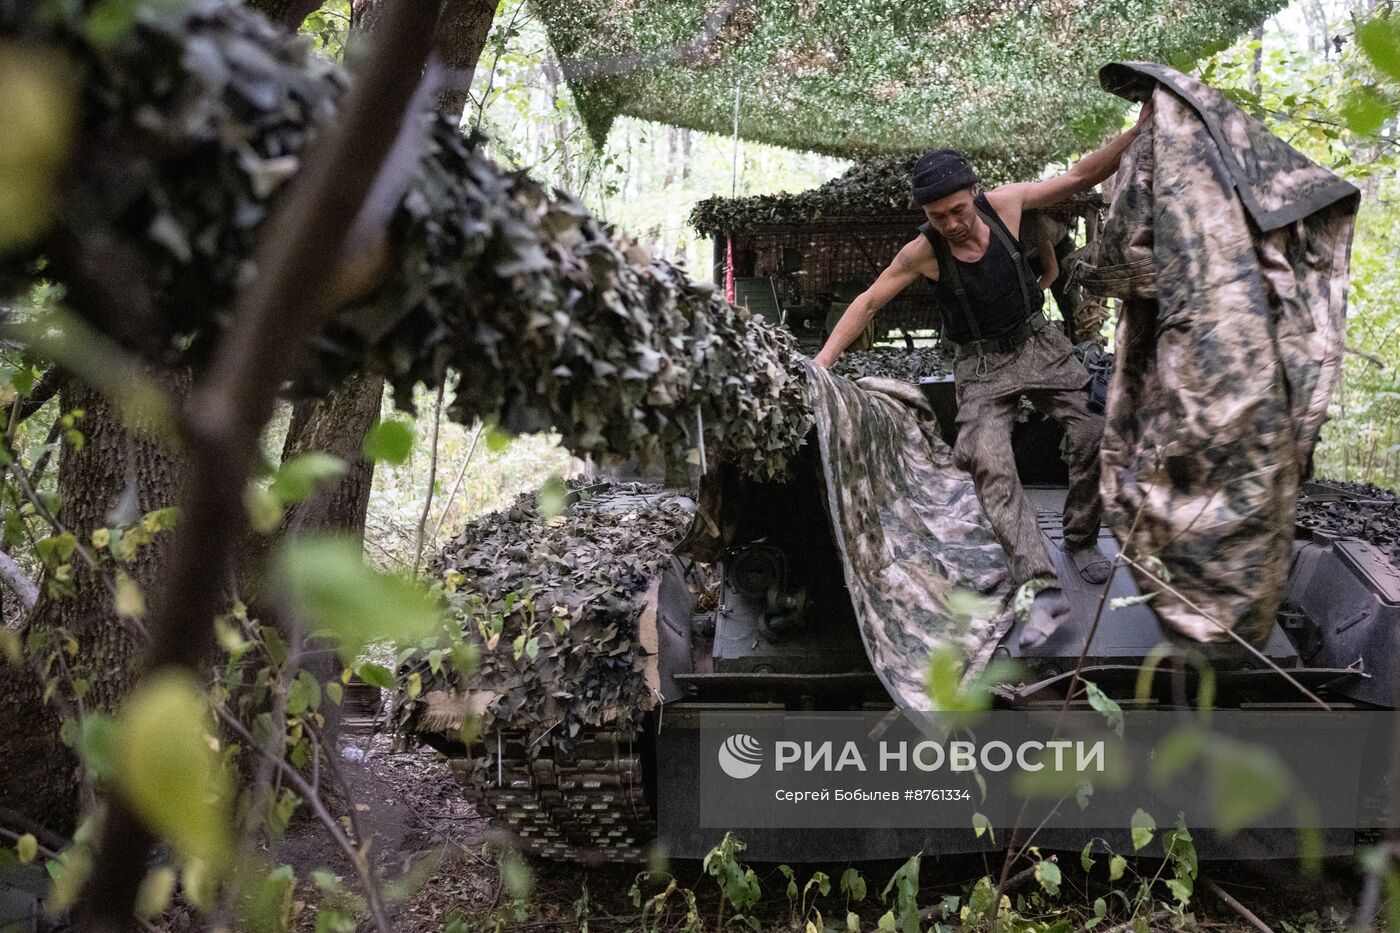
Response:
[0,0,1397,928]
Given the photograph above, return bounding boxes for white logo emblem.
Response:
[718,733,763,779]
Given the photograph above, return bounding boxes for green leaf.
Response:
[16,834,36,863]
[1386,869,1400,933]
[1163,819,1198,880]
[1341,85,1393,136]
[1109,855,1127,881]
[245,484,283,535]
[355,661,395,691]
[35,531,76,565]
[1080,841,1095,871]
[538,475,568,519]
[136,865,177,919]
[77,713,117,781]
[286,670,321,717]
[1035,859,1061,896]
[1094,897,1107,918]
[485,424,514,452]
[1358,17,1400,83]
[270,453,347,505]
[1149,727,1204,785]
[182,857,217,912]
[840,867,867,903]
[273,536,440,661]
[1082,680,1123,737]
[362,420,414,464]
[115,574,145,618]
[0,45,77,253]
[1130,808,1155,852]
[1164,878,1192,905]
[1208,741,1290,834]
[113,670,232,867]
[247,864,297,932]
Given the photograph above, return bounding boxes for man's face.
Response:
[922,188,977,244]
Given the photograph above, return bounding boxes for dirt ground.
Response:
[266,727,1382,933]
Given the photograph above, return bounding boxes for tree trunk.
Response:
[279,376,383,540]
[665,126,678,187]
[247,0,327,29]
[288,0,498,544]
[0,372,188,834]
[268,0,498,731]
[1249,24,1263,97]
[433,0,497,121]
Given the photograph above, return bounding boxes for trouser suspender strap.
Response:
[973,200,1040,320]
[921,226,983,343]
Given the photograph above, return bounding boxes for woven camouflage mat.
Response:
[805,364,1014,717]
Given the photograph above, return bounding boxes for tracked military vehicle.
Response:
[408,360,1400,863]
[404,154,1396,864]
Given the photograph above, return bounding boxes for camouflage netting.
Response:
[0,0,810,480]
[400,482,698,740]
[1297,481,1400,570]
[689,155,928,236]
[688,157,1102,237]
[536,0,1283,169]
[831,347,953,383]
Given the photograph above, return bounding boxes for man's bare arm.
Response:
[813,240,926,368]
[999,97,1155,213]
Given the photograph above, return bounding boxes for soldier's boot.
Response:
[1019,587,1072,650]
[1067,543,1111,585]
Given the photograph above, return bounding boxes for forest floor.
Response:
[269,727,1380,933]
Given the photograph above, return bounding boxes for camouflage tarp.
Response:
[1083,62,1359,644]
[803,365,1014,714]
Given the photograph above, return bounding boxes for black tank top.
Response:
[919,193,1040,344]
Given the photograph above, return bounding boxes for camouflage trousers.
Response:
[951,325,1104,586]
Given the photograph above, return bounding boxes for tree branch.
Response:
[72,0,445,926]
[0,549,38,611]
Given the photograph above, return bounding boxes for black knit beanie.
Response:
[911,149,978,205]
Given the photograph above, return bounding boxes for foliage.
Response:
[0,0,346,363]
[113,670,233,867]
[362,401,573,572]
[535,0,1283,167]
[1190,7,1400,486]
[271,534,443,662]
[0,43,76,252]
[703,832,761,927]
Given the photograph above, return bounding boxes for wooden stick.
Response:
[1204,878,1276,933]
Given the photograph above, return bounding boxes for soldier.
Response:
[813,101,1152,646]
